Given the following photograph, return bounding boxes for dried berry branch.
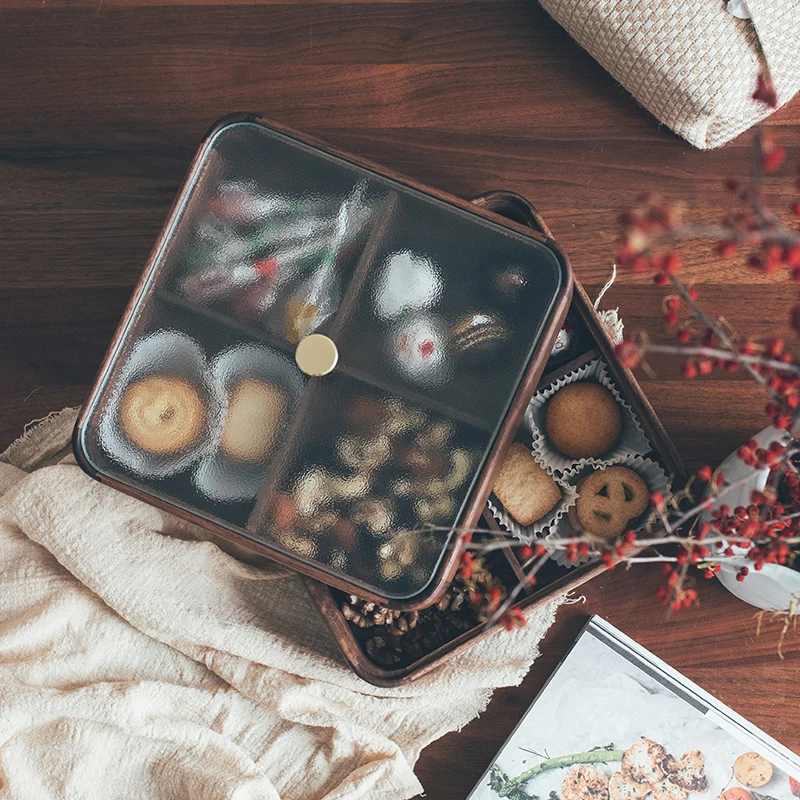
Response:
[458,73,800,621]
[345,75,799,659]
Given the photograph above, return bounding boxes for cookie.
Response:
[545,381,622,459]
[733,752,773,788]
[220,378,286,463]
[493,442,562,526]
[120,376,204,455]
[665,750,707,792]
[573,466,649,540]
[651,778,688,800]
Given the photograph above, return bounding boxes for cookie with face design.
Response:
[571,466,649,540]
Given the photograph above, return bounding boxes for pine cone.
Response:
[348,550,511,667]
[435,588,468,612]
[450,556,508,623]
[361,609,420,666]
[365,635,402,666]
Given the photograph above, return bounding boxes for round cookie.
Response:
[220,378,286,463]
[733,753,773,788]
[572,466,649,540]
[545,382,622,459]
[119,376,205,455]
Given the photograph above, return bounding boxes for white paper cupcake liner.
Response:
[486,452,578,542]
[547,455,673,568]
[98,329,225,479]
[525,357,651,475]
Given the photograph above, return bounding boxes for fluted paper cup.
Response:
[486,450,578,541]
[547,454,673,568]
[98,329,224,479]
[526,357,651,475]
[194,343,305,502]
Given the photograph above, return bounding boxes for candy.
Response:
[208,181,294,224]
[388,313,450,387]
[492,265,529,301]
[373,251,443,320]
[452,311,510,364]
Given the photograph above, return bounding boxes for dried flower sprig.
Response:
[348,74,799,659]
[457,73,800,626]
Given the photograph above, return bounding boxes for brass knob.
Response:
[295,334,339,376]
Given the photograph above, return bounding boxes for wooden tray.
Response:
[303,190,685,686]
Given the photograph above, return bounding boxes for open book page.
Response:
[469,616,800,800]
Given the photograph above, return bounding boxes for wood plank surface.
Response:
[1,2,798,797]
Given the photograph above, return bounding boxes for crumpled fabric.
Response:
[538,0,800,149]
[0,408,562,799]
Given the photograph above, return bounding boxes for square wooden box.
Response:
[73,119,578,611]
[71,120,683,685]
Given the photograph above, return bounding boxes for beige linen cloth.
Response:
[0,408,563,800]
[538,0,800,149]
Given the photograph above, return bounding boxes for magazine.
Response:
[469,615,800,800]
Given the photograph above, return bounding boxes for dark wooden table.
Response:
[2,2,798,798]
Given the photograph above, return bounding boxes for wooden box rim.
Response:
[72,116,574,610]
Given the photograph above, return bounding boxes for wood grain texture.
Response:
[1,1,798,796]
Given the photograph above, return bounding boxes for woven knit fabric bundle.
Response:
[538,0,800,148]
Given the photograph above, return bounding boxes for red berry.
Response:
[615,340,643,369]
[765,337,784,357]
[697,465,713,482]
[763,147,786,173]
[753,73,778,108]
[716,241,737,258]
[624,530,637,546]
[664,253,681,274]
[651,491,664,508]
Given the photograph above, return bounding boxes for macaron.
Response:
[452,311,510,364]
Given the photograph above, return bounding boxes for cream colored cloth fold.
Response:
[0,409,562,800]
[537,0,800,149]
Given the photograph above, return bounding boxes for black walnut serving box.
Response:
[305,190,685,686]
[73,116,582,611]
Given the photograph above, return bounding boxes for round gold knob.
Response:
[295,334,339,376]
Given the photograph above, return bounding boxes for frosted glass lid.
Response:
[77,121,566,601]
